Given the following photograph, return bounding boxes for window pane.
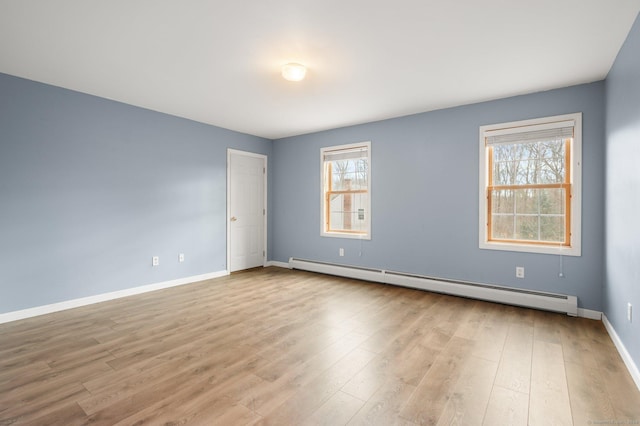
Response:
[511,188,565,215]
[331,159,368,191]
[515,189,538,214]
[329,193,368,232]
[492,139,566,186]
[491,214,514,240]
[515,215,539,241]
[491,189,514,214]
[539,188,565,215]
[540,216,565,242]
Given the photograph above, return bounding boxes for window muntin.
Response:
[321,142,371,239]
[479,113,581,256]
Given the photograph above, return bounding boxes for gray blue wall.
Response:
[605,13,640,371]
[272,82,606,311]
[0,73,271,313]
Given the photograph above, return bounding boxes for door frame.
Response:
[226,148,268,273]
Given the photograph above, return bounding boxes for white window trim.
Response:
[478,113,582,256]
[321,141,372,240]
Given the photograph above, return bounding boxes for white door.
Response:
[228,150,266,272]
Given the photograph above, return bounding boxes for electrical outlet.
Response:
[516,266,525,278]
[339,248,344,257]
[628,303,633,323]
[179,253,185,263]
[152,256,159,266]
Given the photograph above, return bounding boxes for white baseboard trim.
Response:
[0,270,229,325]
[578,308,602,320]
[602,314,640,392]
[265,260,290,268]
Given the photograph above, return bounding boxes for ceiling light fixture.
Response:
[281,63,307,82]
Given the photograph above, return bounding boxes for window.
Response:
[321,142,371,239]
[479,113,581,256]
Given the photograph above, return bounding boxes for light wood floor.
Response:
[1,267,639,425]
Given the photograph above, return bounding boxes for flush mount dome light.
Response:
[281,62,307,82]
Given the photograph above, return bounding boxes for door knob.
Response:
[230,216,237,222]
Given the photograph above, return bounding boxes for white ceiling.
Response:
[1,1,639,139]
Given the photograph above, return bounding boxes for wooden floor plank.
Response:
[0,382,90,424]
[302,390,365,426]
[399,336,475,425]
[19,402,88,426]
[482,385,528,426]
[258,347,376,424]
[435,356,498,426]
[565,359,616,425]
[346,378,417,426]
[528,340,573,426]
[494,322,533,394]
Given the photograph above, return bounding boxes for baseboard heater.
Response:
[288,258,578,316]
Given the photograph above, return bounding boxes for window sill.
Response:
[321,231,371,240]
[479,240,580,256]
